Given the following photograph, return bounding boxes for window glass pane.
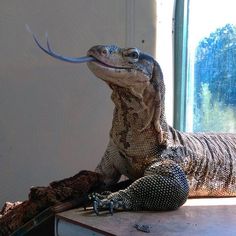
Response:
[186,0,236,132]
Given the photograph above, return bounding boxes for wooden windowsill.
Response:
[55,198,236,236]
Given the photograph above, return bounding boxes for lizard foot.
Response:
[89,192,126,215]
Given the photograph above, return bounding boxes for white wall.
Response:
[0,0,156,206]
[156,0,175,126]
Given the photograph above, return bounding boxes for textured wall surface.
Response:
[0,0,156,206]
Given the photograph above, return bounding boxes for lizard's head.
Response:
[87,45,167,145]
[29,33,161,96]
[87,45,155,89]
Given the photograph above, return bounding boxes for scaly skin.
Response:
[86,45,236,213]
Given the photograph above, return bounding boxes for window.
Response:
[174,0,236,132]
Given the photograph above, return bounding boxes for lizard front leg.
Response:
[92,160,189,214]
[94,140,122,186]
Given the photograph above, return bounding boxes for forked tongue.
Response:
[26,24,95,63]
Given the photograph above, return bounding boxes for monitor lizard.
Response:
[24,33,236,214]
[85,45,236,214]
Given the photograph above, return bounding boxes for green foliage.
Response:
[193,24,236,132]
[193,83,236,132]
[195,23,236,107]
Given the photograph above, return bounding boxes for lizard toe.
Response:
[90,192,127,215]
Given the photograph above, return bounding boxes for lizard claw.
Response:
[108,200,114,215]
[89,192,124,215]
[89,193,108,215]
[93,197,100,215]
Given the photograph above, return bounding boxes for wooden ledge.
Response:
[55,198,236,236]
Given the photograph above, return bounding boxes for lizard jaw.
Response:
[87,58,135,82]
[88,57,131,70]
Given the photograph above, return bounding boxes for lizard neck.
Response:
[110,84,168,147]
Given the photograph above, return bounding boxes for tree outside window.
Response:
[185,0,236,132]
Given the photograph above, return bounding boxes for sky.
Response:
[189,0,236,48]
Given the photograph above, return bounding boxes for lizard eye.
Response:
[125,48,140,62]
[129,51,139,59]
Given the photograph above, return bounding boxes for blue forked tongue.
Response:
[26,24,96,63]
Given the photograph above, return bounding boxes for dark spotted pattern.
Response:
[105,160,189,211]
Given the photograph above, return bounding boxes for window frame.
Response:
[173,0,190,131]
